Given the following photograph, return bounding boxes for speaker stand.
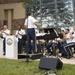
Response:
[44,70,57,75]
[26,53,29,63]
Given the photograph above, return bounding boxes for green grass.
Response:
[0,59,75,75]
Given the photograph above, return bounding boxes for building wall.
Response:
[0,2,26,34]
[0,2,25,20]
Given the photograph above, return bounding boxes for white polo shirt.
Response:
[66,33,72,43]
[24,16,37,28]
[16,29,25,39]
[2,29,10,38]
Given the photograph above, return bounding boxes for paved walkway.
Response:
[36,56,75,65]
[0,54,75,65]
[60,57,75,65]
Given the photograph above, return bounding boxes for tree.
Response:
[21,0,34,9]
[21,0,34,17]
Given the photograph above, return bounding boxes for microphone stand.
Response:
[26,16,29,63]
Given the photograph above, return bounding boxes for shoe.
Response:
[3,52,5,55]
[66,56,70,59]
[62,54,67,58]
[69,55,73,58]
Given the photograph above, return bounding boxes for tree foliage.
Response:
[20,0,34,9]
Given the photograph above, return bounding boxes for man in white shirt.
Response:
[15,25,25,54]
[24,12,42,54]
[1,25,10,55]
[70,25,75,42]
[60,29,74,58]
[1,25,10,38]
[70,25,75,52]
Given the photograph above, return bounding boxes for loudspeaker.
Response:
[39,57,63,70]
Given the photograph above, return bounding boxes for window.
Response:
[33,0,74,28]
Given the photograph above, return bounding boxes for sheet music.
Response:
[36,33,46,36]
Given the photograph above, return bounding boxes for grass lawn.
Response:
[0,58,75,75]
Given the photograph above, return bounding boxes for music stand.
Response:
[43,28,59,57]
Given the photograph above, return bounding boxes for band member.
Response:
[45,30,56,55]
[70,25,75,52]
[60,29,74,58]
[36,31,46,53]
[24,12,42,54]
[46,40,54,54]
[37,39,45,53]
[15,25,25,54]
[0,25,10,55]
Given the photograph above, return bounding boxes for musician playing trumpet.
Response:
[0,25,10,55]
